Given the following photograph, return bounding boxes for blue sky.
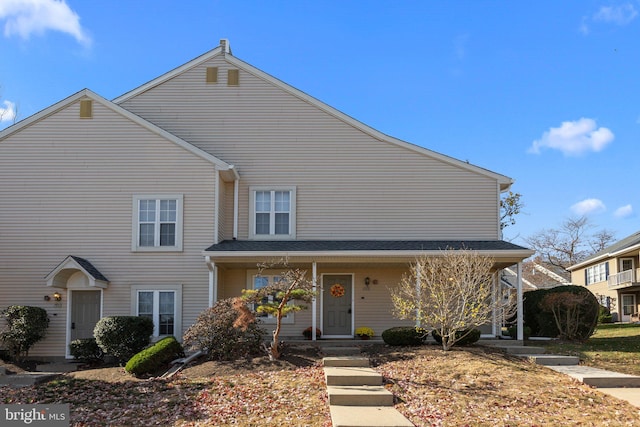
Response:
[1,1,639,246]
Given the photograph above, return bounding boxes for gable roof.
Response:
[45,255,109,288]
[0,88,235,175]
[114,40,513,191]
[568,230,640,271]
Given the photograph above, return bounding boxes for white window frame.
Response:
[620,258,635,272]
[247,271,294,324]
[586,262,608,285]
[131,284,182,338]
[249,186,296,240]
[132,194,183,252]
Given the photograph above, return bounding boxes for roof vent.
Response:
[220,38,231,55]
[79,100,92,119]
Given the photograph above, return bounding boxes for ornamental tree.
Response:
[239,261,316,360]
[390,250,513,351]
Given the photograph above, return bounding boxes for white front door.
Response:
[322,274,353,337]
[621,294,637,322]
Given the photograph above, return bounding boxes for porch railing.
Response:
[608,268,640,289]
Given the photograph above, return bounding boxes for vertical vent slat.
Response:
[80,100,92,119]
[206,67,218,84]
[227,69,239,86]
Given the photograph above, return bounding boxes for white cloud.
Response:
[614,204,633,218]
[0,100,16,123]
[571,198,606,216]
[529,118,614,156]
[594,4,638,25]
[0,0,91,46]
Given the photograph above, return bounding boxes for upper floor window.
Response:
[249,186,296,240]
[586,262,608,285]
[132,195,183,251]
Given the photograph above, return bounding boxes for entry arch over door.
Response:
[321,274,353,338]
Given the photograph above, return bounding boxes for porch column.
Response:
[205,256,217,308]
[491,272,498,337]
[312,261,317,341]
[517,262,524,341]
[415,263,421,327]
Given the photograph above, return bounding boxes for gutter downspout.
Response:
[233,177,239,240]
[517,262,524,341]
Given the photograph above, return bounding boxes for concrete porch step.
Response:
[548,365,640,388]
[330,406,414,427]
[0,373,60,387]
[324,367,383,386]
[517,354,580,366]
[491,345,547,355]
[323,356,370,367]
[322,346,361,356]
[327,385,394,406]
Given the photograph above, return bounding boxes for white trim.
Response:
[130,284,183,338]
[320,273,355,338]
[233,179,239,240]
[203,249,535,260]
[214,171,220,244]
[312,262,317,341]
[45,256,109,289]
[248,186,297,240]
[569,242,640,271]
[621,294,637,322]
[516,262,523,341]
[131,194,184,252]
[620,257,635,272]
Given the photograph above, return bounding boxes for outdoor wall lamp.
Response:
[53,292,62,302]
[364,277,370,286]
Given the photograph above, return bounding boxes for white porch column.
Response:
[492,272,498,337]
[415,262,421,327]
[517,262,524,341]
[312,261,317,341]
[206,257,217,308]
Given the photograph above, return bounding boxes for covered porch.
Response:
[202,240,534,340]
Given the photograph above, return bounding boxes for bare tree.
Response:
[525,217,616,272]
[390,250,513,351]
[239,260,316,360]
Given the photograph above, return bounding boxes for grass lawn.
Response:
[538,323,640,376]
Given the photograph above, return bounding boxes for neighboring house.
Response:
[0,40,534,359]
[568,231,640,322]
[521,259,571,290]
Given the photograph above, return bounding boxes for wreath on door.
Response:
[330,283,345,298]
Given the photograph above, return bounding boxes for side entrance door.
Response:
[621,294,637,322]
[70,290,101,341]
[322,274,353,337]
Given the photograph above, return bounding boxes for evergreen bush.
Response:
[431,328,481,347]
[381,327,427,346]
[69,338,104,363]
[0,305,50,362]
[125,336,184,377]
[94,316,153,364]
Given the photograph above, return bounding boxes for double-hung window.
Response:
[132,285,182,338]
[585,262,608,285]
[132,195,183,251]
[249,186,296,239]
[250,274,293,323]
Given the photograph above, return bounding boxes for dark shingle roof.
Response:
[70,256,109,282]
[205,240,530,253]
[578,230,640,265]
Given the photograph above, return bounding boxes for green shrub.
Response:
[431,328,481,347]
[381,327,427,346]
[524,285,599,340]
[94,316,154,364]
[598,305,613,324]
[0,305,50,362]
[507,325,532,339]
[183,299,265,361]
[125,336,184,377]
[69,338,104,363]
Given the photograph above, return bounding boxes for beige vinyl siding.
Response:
[0,100,216,357]
[218,266,413,338]
[120,56,501,241]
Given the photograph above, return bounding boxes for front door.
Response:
[621,294,637,322]
[322,274,353,337]
[71,290,101,341]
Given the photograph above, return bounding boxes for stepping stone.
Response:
[548,365,640,388]
[324,367,382,386]
[323,356,369,367]
[330,406,414,427]
[517,354,579,366]
[327,385,394,406]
